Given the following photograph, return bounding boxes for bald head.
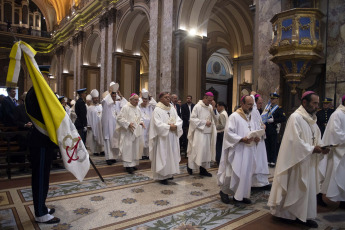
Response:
[241,96,254,114]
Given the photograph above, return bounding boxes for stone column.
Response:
[72,31,84,90]
[325,0,345,106]
[99,14,108,94]
[107,8,116,87]
[56,46,64,94]
[149,0,161,98]
[160,0,174,93]
[253,0,281,102]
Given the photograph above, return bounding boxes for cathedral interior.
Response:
[0,0,345,229]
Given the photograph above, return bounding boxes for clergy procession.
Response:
[2,76,345,227]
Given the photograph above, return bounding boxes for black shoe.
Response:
[100,152,105,156]
[339,201,345,209]
[160,179,168,185]
[36,217,60,224]
[126,167,134,174]
[295,219,318,228]
[93,153,99,156]
[219,191,230,204]
[261,184,272,191]
[317,193,327,207]
[199,167,212,177]
[110,159,116,163]
[133,167,138,171]
[106,160,113,165]
[187,164,193,175]
[168,177,174,180]
[48,208,55,215]
[233,197,252,204]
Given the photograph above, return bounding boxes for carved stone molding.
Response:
[116,9,123,21]
[56,46,64,56]
[108,8,117,25]
[72,31,85,46]
[99,14,108,30]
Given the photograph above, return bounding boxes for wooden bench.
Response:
[0,130,30,179]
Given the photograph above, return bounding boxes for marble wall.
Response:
[325,0,345,106]
[253,0,281,103]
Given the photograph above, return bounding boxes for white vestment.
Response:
[268,106,323,222]
[117,102,143,167]
[139,103,155,157]
[320,104,345,201]
[217,109,256,201]
[250,95,270,187]
[101,94,127,160]
[187,100,217,170]
[149,102,183,180]
[86,104,103,153]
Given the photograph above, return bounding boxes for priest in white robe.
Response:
[320,95,345,209]
[101,82,127,165]
[217,95,261,205]
[149,92,183,184]
[268,91,329,229]
[250,93,270,188]
[187,92,217,177]
[139,89,155,160]
[86,89,104,156]
[117,93,145,174]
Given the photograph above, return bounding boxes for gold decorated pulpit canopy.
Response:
[269,8,324,94]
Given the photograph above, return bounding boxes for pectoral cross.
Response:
[312,135,315,145]
[167,112,170,117]
[248,124,251,131]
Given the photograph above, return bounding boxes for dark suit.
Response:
[180,103,195,150]
[316,108,335,137]
[25,87,57,218]
[1,96,17,126]
[265,106,286,164]
[14,104,31,130]
[74,98,87,143]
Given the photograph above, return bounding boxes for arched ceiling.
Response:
[32,0,76,26]
[178,0,254,58]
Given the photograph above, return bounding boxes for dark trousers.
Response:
[265,134,277,163]
[216,132,224,165]
[31,146,53,217]
[181,127,189,150]
[78,129,87,144]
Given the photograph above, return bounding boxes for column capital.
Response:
[99,14,108,30]
[107,8,117,25]
[72,31,85,46]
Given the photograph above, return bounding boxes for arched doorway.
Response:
[115,5,150,98]
[63,48,75,99]
[176,0,254,110]
[82,33,101,94]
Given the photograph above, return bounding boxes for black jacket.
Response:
[1,96,17,126]
[74,98,87,129]
[265,106,286,136]
[181,103,195,128]
[316,108,335,136]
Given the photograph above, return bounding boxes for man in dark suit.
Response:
[181,95,195,152]
[170,94,181,117]
[74,88,88,143]
[263,93,286,168]
[316,98,335,137]
[1,87,17,126]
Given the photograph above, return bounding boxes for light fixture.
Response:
[189,28,197,36]
[116,48,123,53]
[67,16,70,19]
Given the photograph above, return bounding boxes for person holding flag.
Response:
[262,92,286,167]
[6,41,90,224]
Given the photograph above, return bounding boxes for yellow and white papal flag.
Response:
[6,41,90,182]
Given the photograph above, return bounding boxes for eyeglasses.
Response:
[111,92,116,95]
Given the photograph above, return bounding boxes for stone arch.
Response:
[178,0,253,57]
[83,32,101,66]
[115,5,150,54]
[63,48,74,74]
[114,4,150,98]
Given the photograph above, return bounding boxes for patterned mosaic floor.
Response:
[1,164,345,230]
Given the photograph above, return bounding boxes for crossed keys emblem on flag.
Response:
[62,135,87,163]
